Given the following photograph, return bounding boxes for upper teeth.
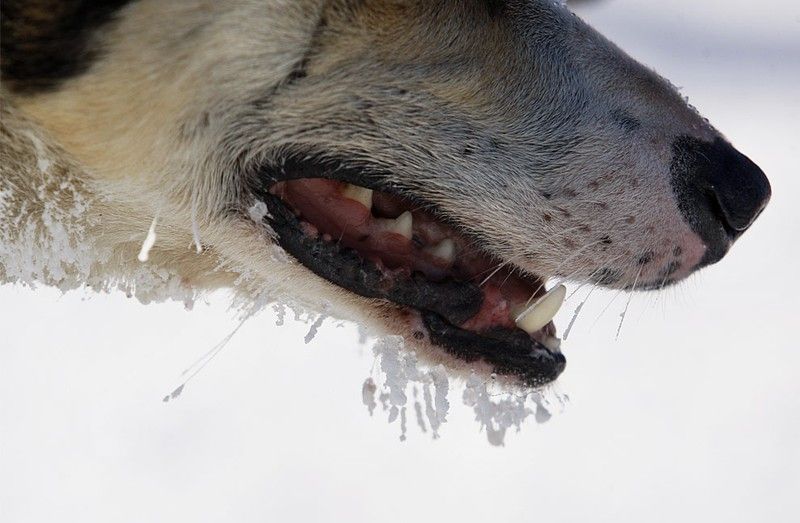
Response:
[342,184,373,208]
[425,238,456,263]
[514,284,567,334]
[377,210,413,239]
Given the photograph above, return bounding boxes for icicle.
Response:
[137,215,158,262]
[413,387,427,433]
[191,202,203,254]
[362,378,377,416]
[399,406,408,441]
[192,214,203,254]
[304,315,325,343]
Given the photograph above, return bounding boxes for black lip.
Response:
[422,312,566,386]
[251,157,566,386]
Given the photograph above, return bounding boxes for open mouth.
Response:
[255,159,566,385]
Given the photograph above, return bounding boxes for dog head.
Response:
[3,0,771,385]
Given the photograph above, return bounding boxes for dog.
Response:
[0,0,771,386]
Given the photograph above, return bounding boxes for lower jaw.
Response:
[421,312,566,385]
[256,184,566,386]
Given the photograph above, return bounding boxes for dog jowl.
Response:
[0,0,771,385]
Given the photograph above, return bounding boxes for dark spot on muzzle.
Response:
[670,136,771,266]
[637,251,655,266]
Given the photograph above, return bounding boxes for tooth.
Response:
[379,210,413,239]
[342,183,373,208]
[426,238,455,263]
[542,335,562,353]
[514,284,567,334]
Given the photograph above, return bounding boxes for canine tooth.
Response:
[514,284,567,334]
[387,211,413,239]
[427,238,456,262]
[342,184,373,208]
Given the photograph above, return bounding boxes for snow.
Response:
[0,134,97,291]
[462,373,565,446]
[25,130,53,175]
[303,304,330,344]
[247,200,271,223]
[118,265,198,308]
[361,377,378,415]
[366,336,456,439]
[355,333,563,444]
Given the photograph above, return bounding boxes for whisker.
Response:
[479,253,523,287]
[615,266,642,340]
[519,239,604,307]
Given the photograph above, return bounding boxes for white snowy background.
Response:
[2,0,798,521]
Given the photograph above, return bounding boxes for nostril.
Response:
[705,188,740,240]
[671,136,771,266]
[706,142,771,233]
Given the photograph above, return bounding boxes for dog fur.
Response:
[0,0,769,382]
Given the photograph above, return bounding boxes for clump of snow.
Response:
[363,334,564,444]
[362,334,563,444]
[367,336,450,439]
[113,265,198,309]
[303,302,331,344]
[0,135,98,291]
[247,200,271,223]
[361,378,378,415]
[273,303,287,326]
[399,406,408,442]
[463,374,563,446]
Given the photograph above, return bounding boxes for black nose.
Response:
[670,136,771,266]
